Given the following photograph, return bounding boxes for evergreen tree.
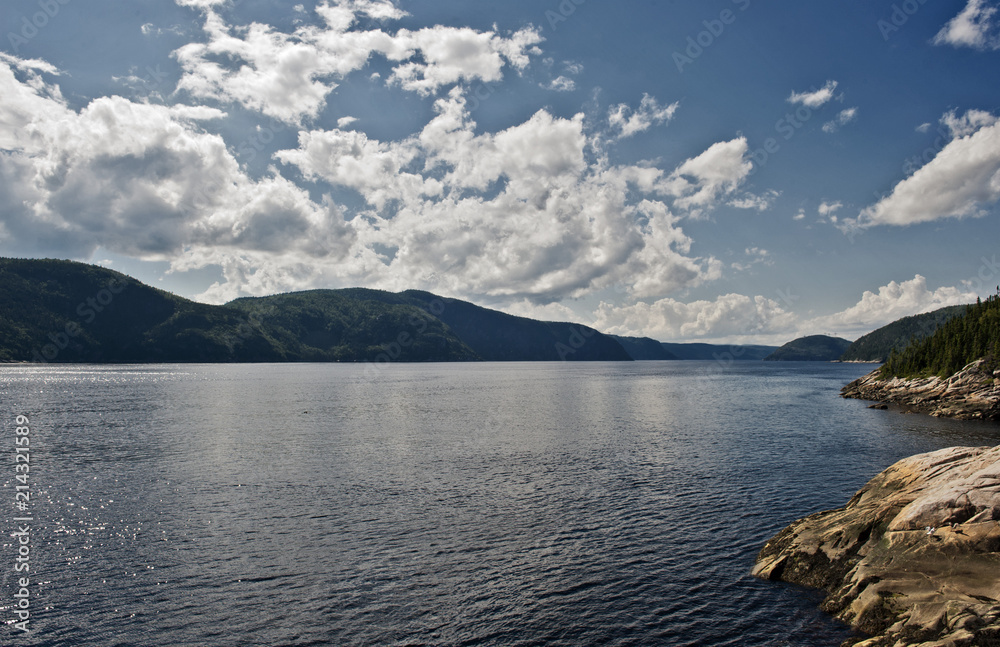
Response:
[880,295,1000,379]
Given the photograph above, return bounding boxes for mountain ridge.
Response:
[839,305,968,362]
[0,258,631,363]
[764,335,852,362]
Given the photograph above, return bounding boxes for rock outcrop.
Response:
[841,359,1000,421]
[753,445,1000,646]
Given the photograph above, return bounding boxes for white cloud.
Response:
[942,108,997,137]
[933,0,1000,50]
[276,89,731,303]
[174,0,227,7]
[853,109,1000,227]
[0,48,751,307]
[793,209,806,221]
[608,94,679,139]
[590,275,976,344]
[729,189,780,211]
[389,26,543,96]
[593,293,797,343]
[0,52,61,76]
[916,122,933,133]
[543,75,576,92]
[822,107,858,133]
[787,80,838,108]
[657,138,753,213]
[731,247,773,272]
[276,126,439,210]
[337,116,358,128]
[0,55,355,270]
[172,2,543,124]
[808,275,977,336]
[818,201,843,216]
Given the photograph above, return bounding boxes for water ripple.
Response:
[2,361,998,646]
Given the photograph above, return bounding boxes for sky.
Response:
[1,0,999,344]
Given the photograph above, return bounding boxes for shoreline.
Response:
[841,359,1000,421]
[753,445,1000,646]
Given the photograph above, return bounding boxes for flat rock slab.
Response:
[753,445,1000,646]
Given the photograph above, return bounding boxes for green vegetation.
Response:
[880,294,1000,379]
[228,290,477,362]
[763,335,853,361]
[0,257,286,363]
[839,305,967,362]
[0,258,631,363]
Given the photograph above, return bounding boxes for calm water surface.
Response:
[2,362,999,646]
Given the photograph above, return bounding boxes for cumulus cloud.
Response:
[808,275,977,336]
[0,55,356,270]
[657,138,753,213]
[942,108,998,137]
[851,109,1000,228]
[593,293,797,343]
[934,0,1000,50]
[389,26,543,96]
[822,107,858,133]
[588,275,976,343]
[0,53,754,306]
[787,80,838,108]
[608,94,679,139]
[173,1,543,124]
[276,88,739,303]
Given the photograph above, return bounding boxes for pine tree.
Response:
[882,294,1000,379]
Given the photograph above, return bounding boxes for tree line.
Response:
[881,291,1000,379]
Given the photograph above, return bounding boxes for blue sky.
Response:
[1,0,999,343]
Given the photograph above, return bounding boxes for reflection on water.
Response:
[1,362,997,646]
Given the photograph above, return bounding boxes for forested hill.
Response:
[839,305,968,362]
[611,335,680,360]
[763,335,852,361]
[230,289,632,362]
[0,258,631,363]
[880,294,1000,379]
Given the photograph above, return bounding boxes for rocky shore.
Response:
[753,445,1000,647]
[841,359,1000,421]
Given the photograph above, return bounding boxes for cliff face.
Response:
[753,445,1000,647]
[841,359,1000,421]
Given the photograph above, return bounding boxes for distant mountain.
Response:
[232,289,632,363]
[0,258,631,363]
[839,305,968,362]
[611,335,680,360]
[225,289,478,362]
[764,335,852,361]
[660,342,778,361]
[0,258,286,363]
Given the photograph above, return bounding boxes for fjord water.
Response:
[4,363,1000,646]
